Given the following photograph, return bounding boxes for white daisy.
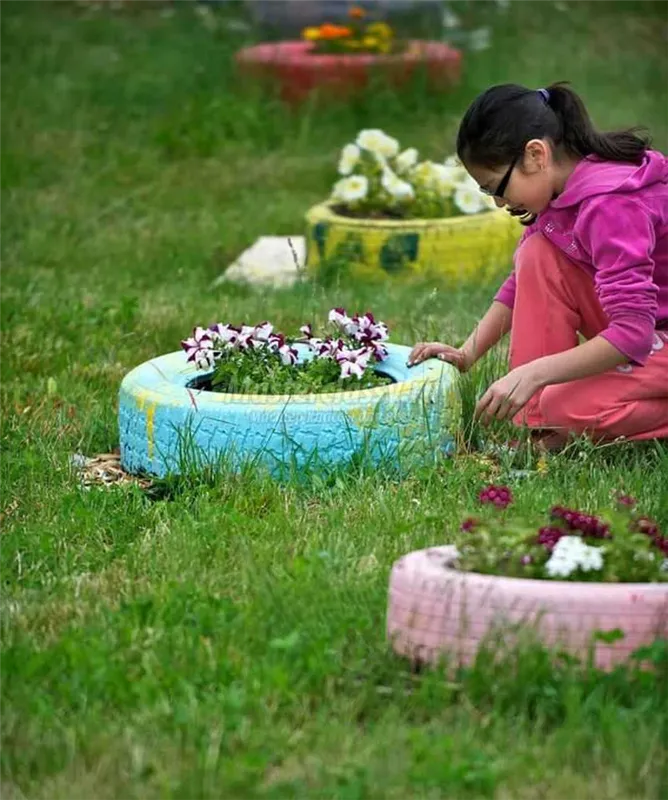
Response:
[395,147,419,173]
[338,143,360,176]
[332,175,369,203]
[381,167,415,201]
[454,182,487,214]
[356,128,400,159]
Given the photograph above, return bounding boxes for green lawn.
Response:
[2,2,668,798]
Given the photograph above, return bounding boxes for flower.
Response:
[278,343,298,366]
[318,23,353,40]
[299,323,312,339]
[366,22,393,39]
[181,326,214,362]
[381,167,415,201]
[208,322,239,347]
[302,26,322,41]
[479,484,513,509]
[545,536,604,578]
[195,349,216,370]
[356,128,399,159]
[328,307,351,327]
[617,494,637,508]
[537,525,565,552]
[520,554,533,566]
[395,147,419,173]
[460,517,478,533]
[336,346,372,379]
[332,174,369,203]
[253,321,274,341]
[348,6,366,18]
[316,337,345,359]
[454,182,487,215]
[412,161,458,195]
[338,143,361,176]
[550,506,610,538]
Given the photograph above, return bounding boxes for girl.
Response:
[409,82,668,448]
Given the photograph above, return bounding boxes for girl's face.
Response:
[465,139,556,217]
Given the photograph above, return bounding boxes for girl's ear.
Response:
[524,138,551,172]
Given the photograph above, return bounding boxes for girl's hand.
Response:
[407,342,472,372]
[475,363,545,423]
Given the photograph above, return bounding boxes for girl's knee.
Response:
[539,383,605,432]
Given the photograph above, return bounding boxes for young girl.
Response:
[409,82,668,448]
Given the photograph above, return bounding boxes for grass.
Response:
[2,1,668,797]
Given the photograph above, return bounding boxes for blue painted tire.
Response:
[118,343,458,478]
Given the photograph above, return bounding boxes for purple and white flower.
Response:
[181,326,215,363]
[195,349,216,370]
[336,346,372,380]
[363,339,389,361]
[209,322,240,348]
[316,337,345,359]
[278,343,299,366]
[253,321,274,341]
[328,307,353,329]
[299,323,313,339]
[267,333,286,352]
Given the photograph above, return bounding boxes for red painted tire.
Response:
[235,40,462,104]
[387,546,668,671]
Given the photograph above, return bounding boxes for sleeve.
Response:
[575,197,658,365]
[494,223,540,310]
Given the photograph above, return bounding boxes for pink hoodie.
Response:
[495,150,668,365]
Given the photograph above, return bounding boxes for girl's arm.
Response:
[460,300,513,367]
[532,335,628,386]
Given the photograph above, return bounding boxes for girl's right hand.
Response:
[407,342,472,372]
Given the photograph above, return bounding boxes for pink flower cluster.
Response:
[478,484,513,509]
[632,516,668,556]
[180,308,390,381]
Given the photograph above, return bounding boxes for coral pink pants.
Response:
[510,233,668,441]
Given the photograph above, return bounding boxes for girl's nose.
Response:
[494,197,506,209]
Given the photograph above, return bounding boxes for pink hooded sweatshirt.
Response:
[495,150,668,365]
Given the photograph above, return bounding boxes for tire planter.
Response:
[305,202,522,283]
[119,343,458,478]
[235,40,462,105]
[387,546,668,671]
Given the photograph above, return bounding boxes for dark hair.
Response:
[456,81,650,169]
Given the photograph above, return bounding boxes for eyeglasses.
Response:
[479,154,520,199]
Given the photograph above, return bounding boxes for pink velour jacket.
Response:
[496,150,668,364]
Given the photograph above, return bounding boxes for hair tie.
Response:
[537,88,550,103]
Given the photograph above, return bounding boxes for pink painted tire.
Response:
[235,40,462,104]
[387,546,668,671]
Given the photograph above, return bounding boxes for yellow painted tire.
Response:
[305,202,522,283]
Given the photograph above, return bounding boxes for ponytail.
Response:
[457,81,650,169]
[544,82,650,164]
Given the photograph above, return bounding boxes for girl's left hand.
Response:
[475,363,545,423]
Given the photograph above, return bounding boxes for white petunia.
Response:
[356,128,400,159]
[381,167,415,201]
[332,175,369,204]
[338,143,361,176]
[395,147,419,173]
[545,536,604,579]
[454,182,487,215]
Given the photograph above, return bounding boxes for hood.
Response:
[550,150,668,209]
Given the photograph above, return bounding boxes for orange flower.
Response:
[318,23,353,39]
[348,6,366,18]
